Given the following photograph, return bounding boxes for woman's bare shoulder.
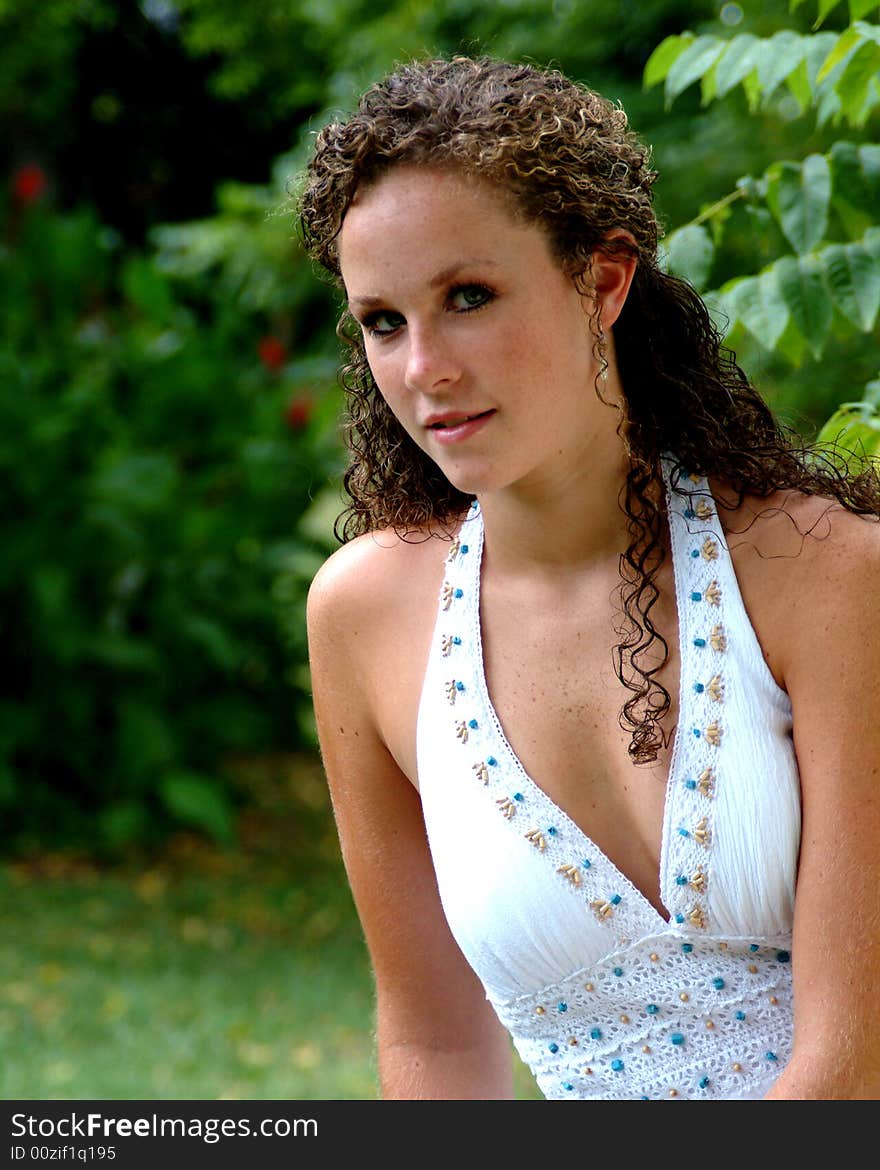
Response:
[714,481,880,567]
[712,479,880,684]
[307,523,459,785]
[307,524,454,645]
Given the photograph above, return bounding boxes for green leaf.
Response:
[850,1,880,17]
[117,699,176,777]
[817,27,862,82]
[863,373,880,406]
[803,31,842,87]
[159,770,236,845]
[785,57,813,111]
[863,227,880,271]
[98,802,151,849]
[757,31,807,98]
[816,0,845,24]
[830,141,880,238]
[816,402,880,461]
[816,81,844,125]
[122,256,175,321]
[774,254,833,358]
[773,316,811,367]
[89,452,180,514]
[643,33,694,88]
[180,614,242,671]
[663,224,715,290]
[665,36,726,105]
[835,40,880,125]
[700,61,719,106]
[81,633,162,674]
[765,155,831,253]
[821,241,880,329]
[714,34,763,97]
[722,269,790,350]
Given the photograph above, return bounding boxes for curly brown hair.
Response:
[297,54,880,765]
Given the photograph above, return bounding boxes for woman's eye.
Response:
[450,284,493,311]
[362,310,404,337]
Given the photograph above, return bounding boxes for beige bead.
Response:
[769,996,778,1006]
[649,952,660,962]
[584,1067,593,1075]
[733,1063,742,1072]
[687,905,707,929]
[669,1088,679,1098]
[584,982,594,992]
[569,1038,578,1046]
[496,796,516,819]
[679,992,690,1002]
[704,722,722,747]
[535,1006,545,1015]
[705,1020,715,1030]
[642,1046,652,1054]
[619,1015,630,1024]
[524,828,546,851]
[748,964,758,974]
[698,768,716,797]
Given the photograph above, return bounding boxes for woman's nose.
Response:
[404,324,461,393]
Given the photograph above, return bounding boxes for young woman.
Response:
[299,55,880,1100]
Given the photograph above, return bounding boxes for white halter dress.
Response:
[416,459,801,1100]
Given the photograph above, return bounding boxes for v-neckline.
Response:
[466,481,698,930]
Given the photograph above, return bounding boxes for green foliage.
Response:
[815,374,880,459]
[0,0,115,144]
[4,0,878,854]
[646,18,880,124]
[0,195,340,851]
[646,0,879,431]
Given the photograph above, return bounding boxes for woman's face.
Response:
[338,165,613,501]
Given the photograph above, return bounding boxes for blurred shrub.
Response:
[0,180,342,852]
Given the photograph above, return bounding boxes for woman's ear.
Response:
[590,229,637,331]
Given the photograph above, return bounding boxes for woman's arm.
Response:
[306,541,514,1099]
[762,507,880,1099]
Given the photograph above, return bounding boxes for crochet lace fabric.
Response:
[493,934,792,1100]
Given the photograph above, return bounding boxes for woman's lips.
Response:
[426,409,495,443]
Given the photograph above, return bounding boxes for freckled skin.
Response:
[338,166,614,505]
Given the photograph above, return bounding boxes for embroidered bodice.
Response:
[415,459,801,1100]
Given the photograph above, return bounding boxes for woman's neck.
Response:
[476,441,636,580]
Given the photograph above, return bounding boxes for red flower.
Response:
[12,164,47,206]
[258,335,286,372]
[283,395,313,432]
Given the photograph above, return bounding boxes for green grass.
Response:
[1,753,540,1100]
